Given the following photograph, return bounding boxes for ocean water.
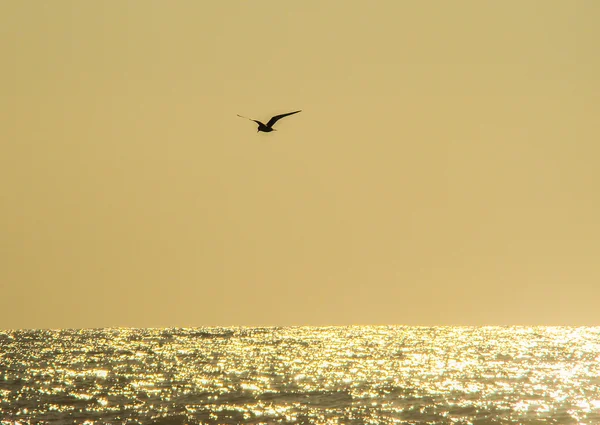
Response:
[1,327,599,425]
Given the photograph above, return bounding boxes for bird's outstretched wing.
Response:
[237,114,264,126]
[266,110,302,128]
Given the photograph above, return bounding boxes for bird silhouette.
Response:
[237,110,302,133]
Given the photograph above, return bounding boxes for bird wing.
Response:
[266,110,302,128]
[237,114,264,126]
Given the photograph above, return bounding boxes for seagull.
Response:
[237,110,302,133]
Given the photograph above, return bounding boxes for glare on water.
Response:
[1,326,599,424]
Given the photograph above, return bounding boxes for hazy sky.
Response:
[2,1,599,329]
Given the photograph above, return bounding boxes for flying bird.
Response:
[237,110,302,133]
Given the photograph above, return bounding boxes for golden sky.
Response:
[2,1,599,329]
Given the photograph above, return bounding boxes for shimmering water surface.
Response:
[1,327,600,424]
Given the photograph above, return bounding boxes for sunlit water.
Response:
[1,327,600,424]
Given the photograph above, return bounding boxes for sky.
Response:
[1,1,599,329]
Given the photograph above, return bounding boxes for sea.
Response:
[1,326,599,425]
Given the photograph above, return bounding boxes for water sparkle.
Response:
[1,326,599,424]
